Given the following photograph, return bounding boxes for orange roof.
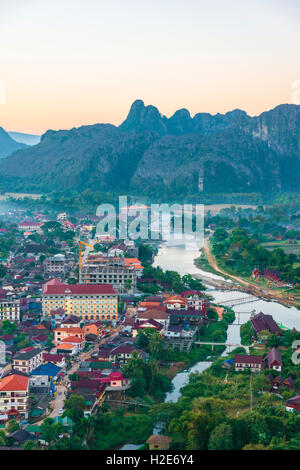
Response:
[140,301,163,309]
[0,374,29,392]
[124,258,143,269]
[57,343,75,350]
[164,296,187,305]
[63,336,85,344]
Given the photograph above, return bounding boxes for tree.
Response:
[208,423,234,450]
[6,419,19,433]
[64,394,86,423]
[1,319,17,335]
[40,418,64,446]
[22,440,39,450]
[148,331,163,357]
[124,279,132,292]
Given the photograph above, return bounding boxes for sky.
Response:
[0,0,299,134]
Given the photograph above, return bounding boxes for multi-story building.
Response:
[13,348,43,374]
[0,299,20,322]
[53,326,85,345]
[80,256,136,293]
[44,254,68,275]
[18,222,42,233]
[42,279,118,321]
[0,374,29,419]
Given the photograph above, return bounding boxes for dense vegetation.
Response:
[211,227,300,284]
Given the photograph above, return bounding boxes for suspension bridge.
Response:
[219,295,260,307]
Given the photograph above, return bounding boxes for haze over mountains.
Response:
[0,127,28,159]
[0,100,299,197]
[8,132,41,146]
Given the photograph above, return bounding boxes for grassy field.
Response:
[261,240,300,256]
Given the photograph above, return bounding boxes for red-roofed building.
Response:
[286,396,300,412]
[234,354,264,372]
[42,279,118,321]
[0,374,29,418]
[43,353,66,368]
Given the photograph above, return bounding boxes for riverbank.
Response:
[194,238,300,309]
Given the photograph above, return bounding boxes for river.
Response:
[120,235,300,449]
[153,235,300,403]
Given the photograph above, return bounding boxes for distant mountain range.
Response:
[0,100,299,196]
[0,127,28,159]
[8,132,41,146]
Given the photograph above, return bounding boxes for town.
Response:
[0,202,299,450]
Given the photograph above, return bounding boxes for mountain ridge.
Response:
[0,101,299,196]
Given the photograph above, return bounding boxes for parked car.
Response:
[58,409,64,415]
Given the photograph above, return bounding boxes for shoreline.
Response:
[193,239,299,309]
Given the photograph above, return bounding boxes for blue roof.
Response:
[31,362,61,378]
[222,358,234,366]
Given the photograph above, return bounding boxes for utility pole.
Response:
[250,373,253,412]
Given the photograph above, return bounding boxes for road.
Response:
[203,238,296,307]
[36,325,122,423]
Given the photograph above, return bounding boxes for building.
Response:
[147,435,172,450]
[137,309,170,328]
[0,299,20,322]
[57,212,67,221]
[286,396,300,413]
[251,312,282,337]
[43,353,66,368]
[53,327,85,345]
[164,295,187,310]
[0,374,30,419]
[13,348,43,374]
[18,222,42,233]
[234,354,263,372]
[42,279,118,321]
[80,256,137,293]
[44,254,68,275]
[265,348,282,371]
[60,315,82,329]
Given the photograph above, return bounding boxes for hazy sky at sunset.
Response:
[0,0,299,134]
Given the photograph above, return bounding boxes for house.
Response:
[31,362,62,381]
[147,435,172,450]
[83,322,105,338]
[221,358,235,369]
[53,327,85,346]
[18,222,41,233]
[234,354,263,372]
[286,396,300,413]
[251,312,282,336]
[137,309,170,328]
[60,315,82,329]
[168,306,206,323]
[108,344,149,363]
[43,353,66,368]
[61,335,85,353]
[13,348,43,374]
[132,318,163,337]
[56,343,77,355]
[265,348,282,371]
[0,374,29,419]
[8,429,37,446]
[164,295,187,310]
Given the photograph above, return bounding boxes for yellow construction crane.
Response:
[78,240,95,277]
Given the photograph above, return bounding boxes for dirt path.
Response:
[203,238,297,307]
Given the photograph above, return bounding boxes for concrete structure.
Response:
[80,256,137,293]
[0,374,30,419]
[0,299,20,322]
[44,254,68,275]
[13,348,43,374]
